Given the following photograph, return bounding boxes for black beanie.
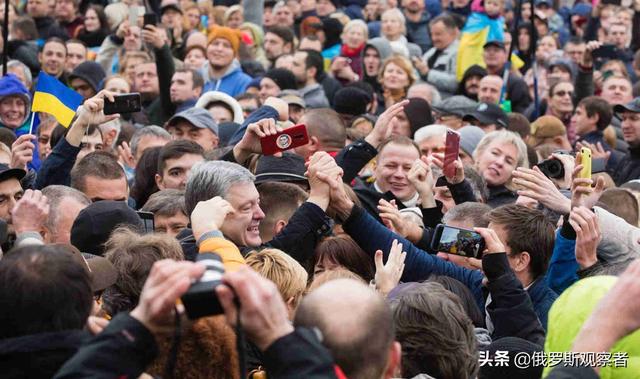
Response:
[404,98,435,138]
[69,61,106,93]
[263,68,297,91]
[334,87,372,116]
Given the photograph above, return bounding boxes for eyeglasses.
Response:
[553,90,573,97]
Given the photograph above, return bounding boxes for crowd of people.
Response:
[1,0,640,377]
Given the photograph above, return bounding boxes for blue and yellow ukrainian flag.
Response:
[456,13,525,80]
[32,72,83,128]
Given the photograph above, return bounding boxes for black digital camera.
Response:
[536,159,564,179]
[181,253,225,319]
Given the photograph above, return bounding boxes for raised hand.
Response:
[11,189,49,234]
[569,206,600,269]
[141,24,166,49]
[364,99,409,148]
[307,151,344,211]
[130,260,205,333]
[373,239,407,297]
[191,196,234,241]
[232,118,282,164]
[576,141,610,164]
[378,199,408,237]
[117,141,136,169]
[10,134,35,170]
[407,156,436,208]
[512,166,571,214]
[474,227,507,255]
[571,152,605,210]
[74,90,121,127]
[431,152,464,185]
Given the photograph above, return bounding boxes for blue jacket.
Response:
[546,229,578,295]
[343,205,558,328]
[202,61,252,97]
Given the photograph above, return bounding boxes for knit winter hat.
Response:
[69,61,106,93]
[404,98,435,138]
[263,68,297,91]
[0,74,31,105]
[333,87,371,116]
[208,26,242,56]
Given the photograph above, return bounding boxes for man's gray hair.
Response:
[185,161,255,216]
[41,185,91,233]
[442,202,492,227]
[7,60,32,88]
[413,124,448,144]
[141,189,187,217]
[130,126,171,158]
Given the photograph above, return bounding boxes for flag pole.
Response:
[2,0,9,75]
[28,111,36,135]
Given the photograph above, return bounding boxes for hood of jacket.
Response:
[544,276,640,379]
[364,37,393,63]
[0,74,31,130]
[203,59,243,83]
[195,91,245,124]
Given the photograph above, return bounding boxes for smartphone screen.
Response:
[260,124,309,155]
[443,130,460,178]
[103,93,142,115]
[431,224,485,259]
[137,211,155,234]
[579,147,592,181]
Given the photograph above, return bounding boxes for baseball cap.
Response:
[279,90,306,108]
[535,0,552,6]
[614,97,640,114]
[160,0,182,14]
[254,153,308,185]
[167,107,219,136]
[0,164,25,184]
[70,200,144,256]
[528,115,566,146]
[433,95,478,117]
[483,40,505,50]
[458,125,486,156]
[463,103,509,128]
[53,243,118,292]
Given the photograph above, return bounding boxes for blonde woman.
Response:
[380,8,422,58]
[378,55,417,109]
[473,130,529,207]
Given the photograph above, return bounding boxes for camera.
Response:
[181,253,225,319]
[536,159,564,179]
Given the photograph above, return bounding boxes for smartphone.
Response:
[137,211,155,234]
[578,147,592,182]
[103,93,142,115]
[592,45,617,60]
[143,13,157,27]
[260,124,309,155]
[601,0,621,5]
[443,129,460,178]
[431,224,485,259]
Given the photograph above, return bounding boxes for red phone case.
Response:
[443,130,460,178]
[260,124,310,155]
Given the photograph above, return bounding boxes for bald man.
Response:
[478,75,504,105]
[294,279,402,379]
